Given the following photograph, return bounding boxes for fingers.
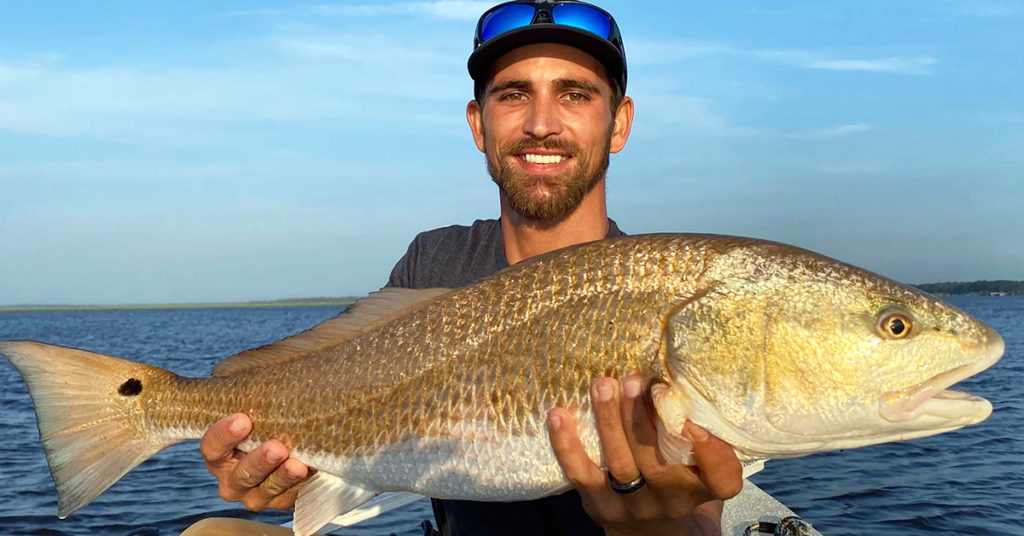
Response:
[591,378,641,485]
[547,407,604,490]
[227,439,289,494]
[550,376,742,533]
[684,421,743,500]
[616,376,663,479]
[199,413,308,511]
[200,413,251,468]
[250,458,310,510]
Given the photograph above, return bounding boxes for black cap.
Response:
[468,1,627,98]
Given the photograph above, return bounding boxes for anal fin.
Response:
[293,472,377,536]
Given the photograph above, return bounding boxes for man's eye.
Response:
[565,92,590,103]
[501,92,527,101]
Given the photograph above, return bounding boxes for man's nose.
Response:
[522,97,563,139]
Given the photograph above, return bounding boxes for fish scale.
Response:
[0,233,1003,536]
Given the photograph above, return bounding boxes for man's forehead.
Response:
[487,43,611,90]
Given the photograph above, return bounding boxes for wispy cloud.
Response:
[755,51,938,75]
[229,1,491,21]
[628,40,726,64]
[0,28,468,143]
[631,40,938,75]
[952,0,1024,17]
[633,93,870,140]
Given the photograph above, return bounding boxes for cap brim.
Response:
[468,24,624,91]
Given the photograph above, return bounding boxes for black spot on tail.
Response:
[118,378,143,396]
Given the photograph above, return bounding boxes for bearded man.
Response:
[187,2,742,535]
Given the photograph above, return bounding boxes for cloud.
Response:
[629,40,938,75]
[0,28,469,143]
[634,93,870,140]
[229,1,492,21]
[628,40,726,65]
[952,0,1024,17]
[755,51,938,75]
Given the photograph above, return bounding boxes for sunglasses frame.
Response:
[473,0,622,50]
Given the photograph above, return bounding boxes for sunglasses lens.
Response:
[479,4,536,42]
[552,4,612,39]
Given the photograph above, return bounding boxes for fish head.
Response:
[663,240,1004,459]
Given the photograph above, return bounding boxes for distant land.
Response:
[0,297,359,313]
[913,280,1023,296]
[2,281,1021,312]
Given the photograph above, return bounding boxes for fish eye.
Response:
[877,310,913,339]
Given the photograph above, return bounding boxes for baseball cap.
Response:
[468,0,627,98]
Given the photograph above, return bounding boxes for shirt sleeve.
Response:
[385,238,418,289]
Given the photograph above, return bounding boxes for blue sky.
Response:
[1,1,1021,305]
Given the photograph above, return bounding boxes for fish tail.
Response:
[0,340,182,518]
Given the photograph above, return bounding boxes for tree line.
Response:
[914,280,1024,295]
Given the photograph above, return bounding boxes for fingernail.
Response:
[623,377,641,399]
[596,382,614,402]
[684,422,709,443]
[267,450,284,464]
[229,416,247,436]
[548,413,562,430]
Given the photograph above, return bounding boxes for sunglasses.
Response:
[474,1,618,47]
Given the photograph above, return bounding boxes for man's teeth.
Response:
[523,153,568,164]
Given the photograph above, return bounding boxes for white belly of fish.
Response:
[292,410,600,501]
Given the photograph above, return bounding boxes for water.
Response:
[1,298,1021,535]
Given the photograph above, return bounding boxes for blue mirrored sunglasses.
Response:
[476,1,614,45]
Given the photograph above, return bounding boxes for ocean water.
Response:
[0,297,1021,535]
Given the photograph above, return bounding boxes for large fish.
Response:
[1,234,1004,536]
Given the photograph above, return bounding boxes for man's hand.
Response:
[547,376,743,536]
[199,413,310,511]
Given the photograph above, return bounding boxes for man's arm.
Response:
[548,376,743,536]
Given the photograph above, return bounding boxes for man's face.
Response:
[467,43,632,224]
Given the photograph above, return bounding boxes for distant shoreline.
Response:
[4,280,1021,312]
[0,299,355,313]
[914,280,1023,297]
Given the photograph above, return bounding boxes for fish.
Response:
[0,233,1004,536]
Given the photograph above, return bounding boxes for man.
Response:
[186,1,742,534]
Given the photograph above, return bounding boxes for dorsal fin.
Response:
[211,287,453,377]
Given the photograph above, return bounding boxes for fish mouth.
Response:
[879,328,1004,427]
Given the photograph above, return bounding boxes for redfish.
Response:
[1,234,1003,536]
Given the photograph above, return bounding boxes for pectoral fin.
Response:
[293,472,377,536]
[650,383,696,466]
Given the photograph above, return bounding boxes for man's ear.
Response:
[466,99,486,153]
[609,96,634,154]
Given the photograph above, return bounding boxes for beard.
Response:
[486,134,611,225]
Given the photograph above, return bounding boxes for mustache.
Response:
[500,137,581,157]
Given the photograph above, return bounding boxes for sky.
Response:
[0,1,1021,305]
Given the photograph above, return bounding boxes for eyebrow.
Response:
[553,78,603,95]
[488,79,532,96]
[487,77,604,97]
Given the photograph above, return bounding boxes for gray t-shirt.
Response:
[385,217,624,536]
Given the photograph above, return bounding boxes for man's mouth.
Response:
[521,153,569,165]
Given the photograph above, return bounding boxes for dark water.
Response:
[1,298,1021,535]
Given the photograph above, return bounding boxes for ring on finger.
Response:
[607,472,646,495]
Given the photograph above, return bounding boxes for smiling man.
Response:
[186,2,742,535]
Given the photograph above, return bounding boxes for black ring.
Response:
[607,472,646,495]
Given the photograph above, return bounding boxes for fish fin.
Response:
[329,491,424,527]
[650,383,696,465]
[212,287,453,376]
[293,472,376,536]
[0,341,180,517]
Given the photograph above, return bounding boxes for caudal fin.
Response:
[0,341,180,517]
